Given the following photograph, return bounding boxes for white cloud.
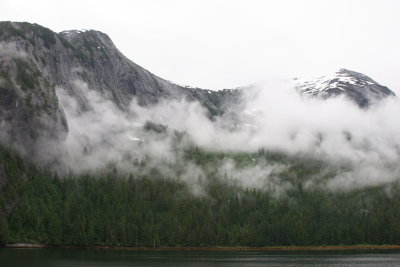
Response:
[2,0,400,192]
[53,78,400,191]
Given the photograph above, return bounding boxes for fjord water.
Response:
[1,249,400,266]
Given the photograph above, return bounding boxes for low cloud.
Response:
[52,78,400,192]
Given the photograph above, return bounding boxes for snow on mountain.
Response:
[295,69,395,107]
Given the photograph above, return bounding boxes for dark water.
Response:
[1,248,400,266]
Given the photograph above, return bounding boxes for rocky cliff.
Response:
[0,21,238,156]
[0,21,396,159]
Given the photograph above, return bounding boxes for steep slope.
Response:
[59,29,239,113]
[0,21,239,155]
[0,22,69,155]
[296,69,395,107]
[0,21,396,160]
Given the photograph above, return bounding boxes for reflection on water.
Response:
[1,248,400,266]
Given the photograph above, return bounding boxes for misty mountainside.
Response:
[2,21,400,248]
[0,21,396,158]
[0,20,398,183]
[0,21,396,153]
[0,21,238,155]
[2,142,400,247]
[295,68,395,108]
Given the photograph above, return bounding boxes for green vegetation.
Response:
[1,143,400,247]
[0,70,15,92]
[14,58,40,91]
[143,121,168,134]
[0,22,26,40]
[5,57,57,112]
[0,22,56,49]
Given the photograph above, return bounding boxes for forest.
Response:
[1,143,400,247]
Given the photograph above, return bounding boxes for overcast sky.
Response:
[1,0,399,92]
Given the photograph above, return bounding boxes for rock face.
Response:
[0,22,69,155]
[59,29,239,112]
[296,69,395,107]
[0,21,396,157]
[0,21,238,155]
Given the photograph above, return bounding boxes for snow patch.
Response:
[296,69,377,96]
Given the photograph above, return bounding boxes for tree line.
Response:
[1,144,400,247]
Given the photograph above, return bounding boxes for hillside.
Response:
[2,144,400,247]
[0,21,239,157]
[1,21,400,248]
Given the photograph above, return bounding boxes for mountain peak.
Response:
[296,69,395,108]
[59,29,115,49]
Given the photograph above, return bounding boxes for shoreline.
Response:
[3,244,400,251]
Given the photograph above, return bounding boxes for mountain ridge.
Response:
[0,21,396,158]
[1,22,400,249]
[295,68,395,107]
[0,21,239,155]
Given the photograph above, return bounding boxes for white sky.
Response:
[1,0,399,92]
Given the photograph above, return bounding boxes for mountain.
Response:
[295,68,395,107]
[0,21,238,154]
[0,21,396,157]
[1,21,400,249]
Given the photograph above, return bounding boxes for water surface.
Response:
[1,248,400,266]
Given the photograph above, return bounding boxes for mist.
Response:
[50,77,400,192]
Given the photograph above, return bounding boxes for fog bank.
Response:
[51,79,400,191]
